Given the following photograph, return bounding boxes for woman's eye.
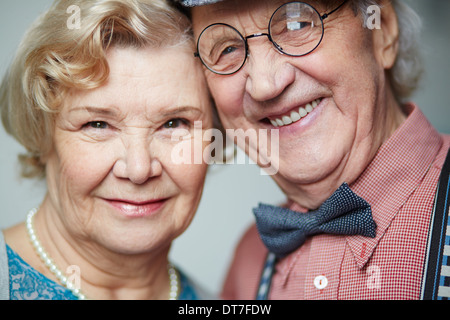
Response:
[163,118,188,129]
[85,121,109,129]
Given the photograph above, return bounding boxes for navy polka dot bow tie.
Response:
[253,183,377,259]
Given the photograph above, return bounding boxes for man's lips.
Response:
[263,98,323,128]
[105,198,167,217]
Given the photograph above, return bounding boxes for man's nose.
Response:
[243,40,296,102]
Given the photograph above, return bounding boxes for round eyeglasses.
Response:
[195,0,348,75]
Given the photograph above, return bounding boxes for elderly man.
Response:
[173,0,450,299]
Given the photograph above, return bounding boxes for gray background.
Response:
[0,0,449,297]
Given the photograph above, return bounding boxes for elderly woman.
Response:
[0,0,213,300]
[173,0,450,300]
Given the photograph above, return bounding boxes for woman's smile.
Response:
[105,198,168,218]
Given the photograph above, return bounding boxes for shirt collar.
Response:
[347,103,442,268]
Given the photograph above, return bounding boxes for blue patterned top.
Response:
[6,245,199,300]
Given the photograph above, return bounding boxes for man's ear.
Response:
[372,0,399,69]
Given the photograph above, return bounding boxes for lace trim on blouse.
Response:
[6,245,198,300]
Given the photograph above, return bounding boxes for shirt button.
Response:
[314,275,328,290]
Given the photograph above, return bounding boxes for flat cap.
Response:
[172,0,224,7]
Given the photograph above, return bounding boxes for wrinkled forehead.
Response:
[190,0,341,32]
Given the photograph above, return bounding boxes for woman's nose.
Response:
[113,138,162,185]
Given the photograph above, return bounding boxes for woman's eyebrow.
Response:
[68,106,119,117]
[68,105,204,120]
[159,106,203,117]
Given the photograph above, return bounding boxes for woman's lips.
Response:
[106,199,167,217]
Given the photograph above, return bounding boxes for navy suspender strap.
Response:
[421,147,450,300]
[255,252,277,300]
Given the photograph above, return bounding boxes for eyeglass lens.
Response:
[196,2,325,75]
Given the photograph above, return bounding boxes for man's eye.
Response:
[222,46,237,55]
[84,121,109,129]
[163,118,188,129]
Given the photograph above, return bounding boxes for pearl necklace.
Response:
[26,208,179,300]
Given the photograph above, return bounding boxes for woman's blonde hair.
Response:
[0,0,192,179]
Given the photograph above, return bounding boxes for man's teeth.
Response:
[270,99,321,127]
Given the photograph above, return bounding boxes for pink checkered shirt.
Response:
[222,104,450,300]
